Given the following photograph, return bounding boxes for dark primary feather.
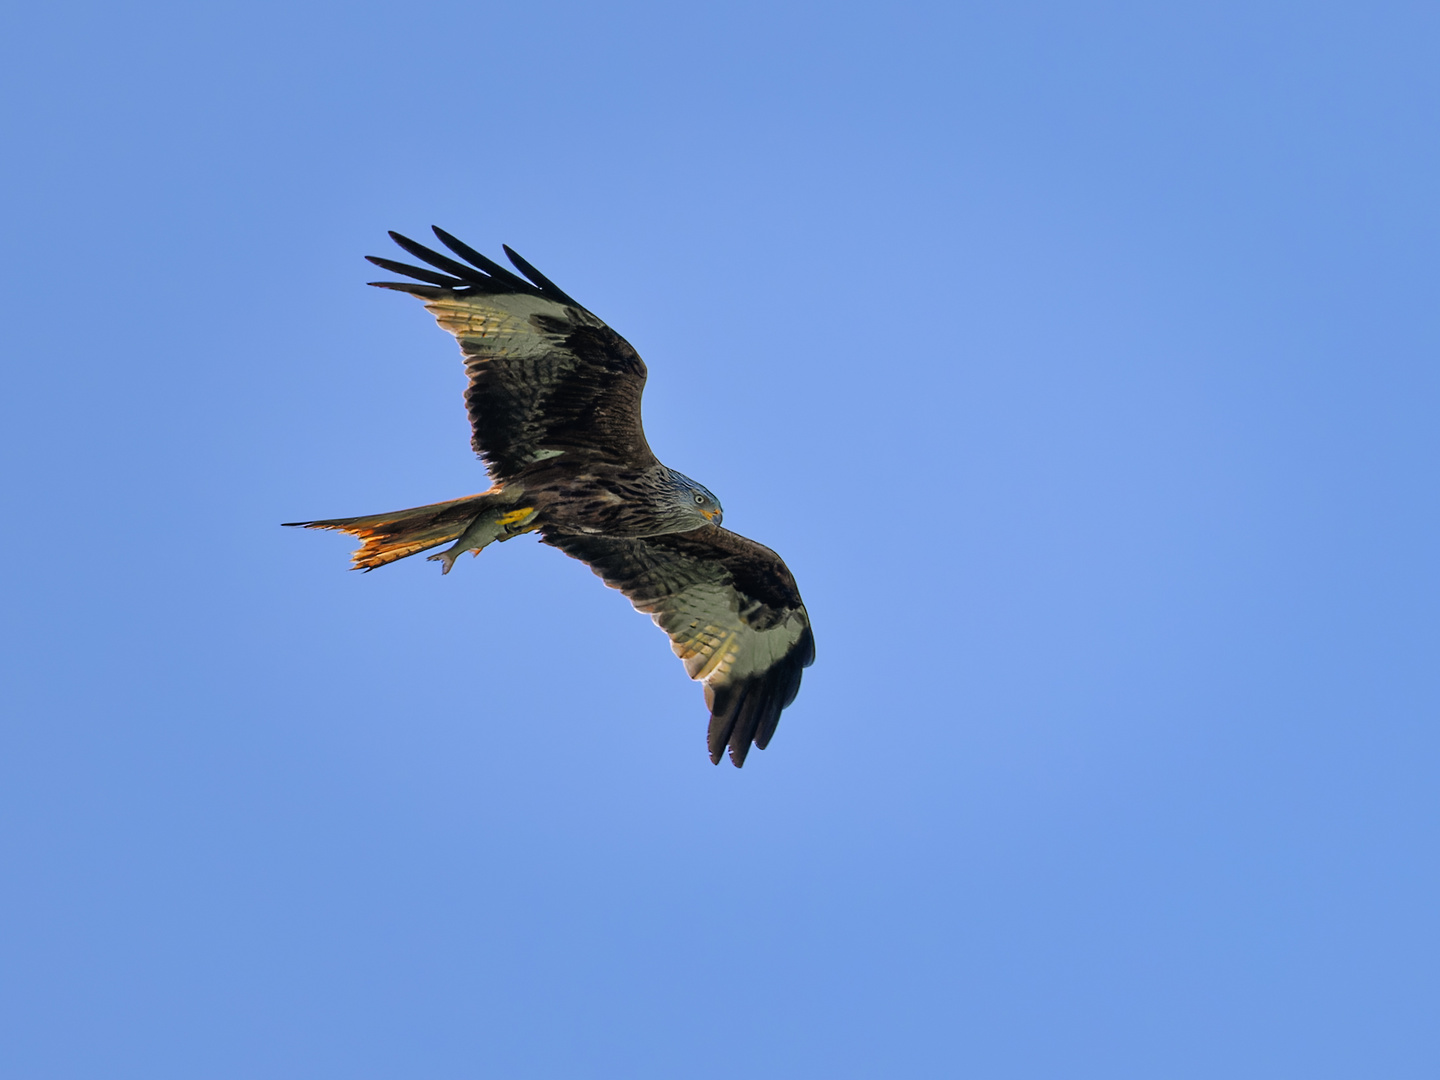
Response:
[364,256,466,289]
[385,231,493,287]
[501,244,581,306]
[432,227,555,296]
[368,229,575,302]
[704,624,813,765]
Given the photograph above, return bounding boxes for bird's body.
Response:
[510,463,719,539]
[286,229,813,766]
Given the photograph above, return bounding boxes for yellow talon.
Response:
[497,507,537,527]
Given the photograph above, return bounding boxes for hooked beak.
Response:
[701,507,723,525]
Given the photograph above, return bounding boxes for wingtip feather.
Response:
[365,255,466,288]
[501,244,581,306]
[387,230,496,287]
[429,226,536,292]
[367,281,447,297]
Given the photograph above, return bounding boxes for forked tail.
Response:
[283,486,532,572]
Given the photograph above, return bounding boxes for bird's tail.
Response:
[283,485,535,572]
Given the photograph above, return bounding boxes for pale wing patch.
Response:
[636,582,808,687]
[722,611,810,683]
[421,292,589,358]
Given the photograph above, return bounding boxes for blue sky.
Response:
[3,2,1437,1076]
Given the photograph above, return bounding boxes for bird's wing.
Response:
[368,228,655,480]
[543,525,815,767]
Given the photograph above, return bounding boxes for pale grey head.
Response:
[662,468,724,531]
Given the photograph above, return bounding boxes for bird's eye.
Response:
[693,493,706,504]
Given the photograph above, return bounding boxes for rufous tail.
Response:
[284,487,517,571]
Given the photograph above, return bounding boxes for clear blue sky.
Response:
[3,2,1437,1076]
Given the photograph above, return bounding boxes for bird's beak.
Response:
[702,507,722,524]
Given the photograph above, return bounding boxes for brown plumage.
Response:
[286,228,814,766]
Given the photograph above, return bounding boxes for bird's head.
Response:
[668,471,724,529]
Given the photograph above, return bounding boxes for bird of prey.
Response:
[286,228,814,766]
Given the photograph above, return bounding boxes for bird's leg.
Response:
[427,505,538,574]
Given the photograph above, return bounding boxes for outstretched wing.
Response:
[544,525,815,767]
[367,228,655,481]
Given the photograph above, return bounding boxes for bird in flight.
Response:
[286,228,814,766]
